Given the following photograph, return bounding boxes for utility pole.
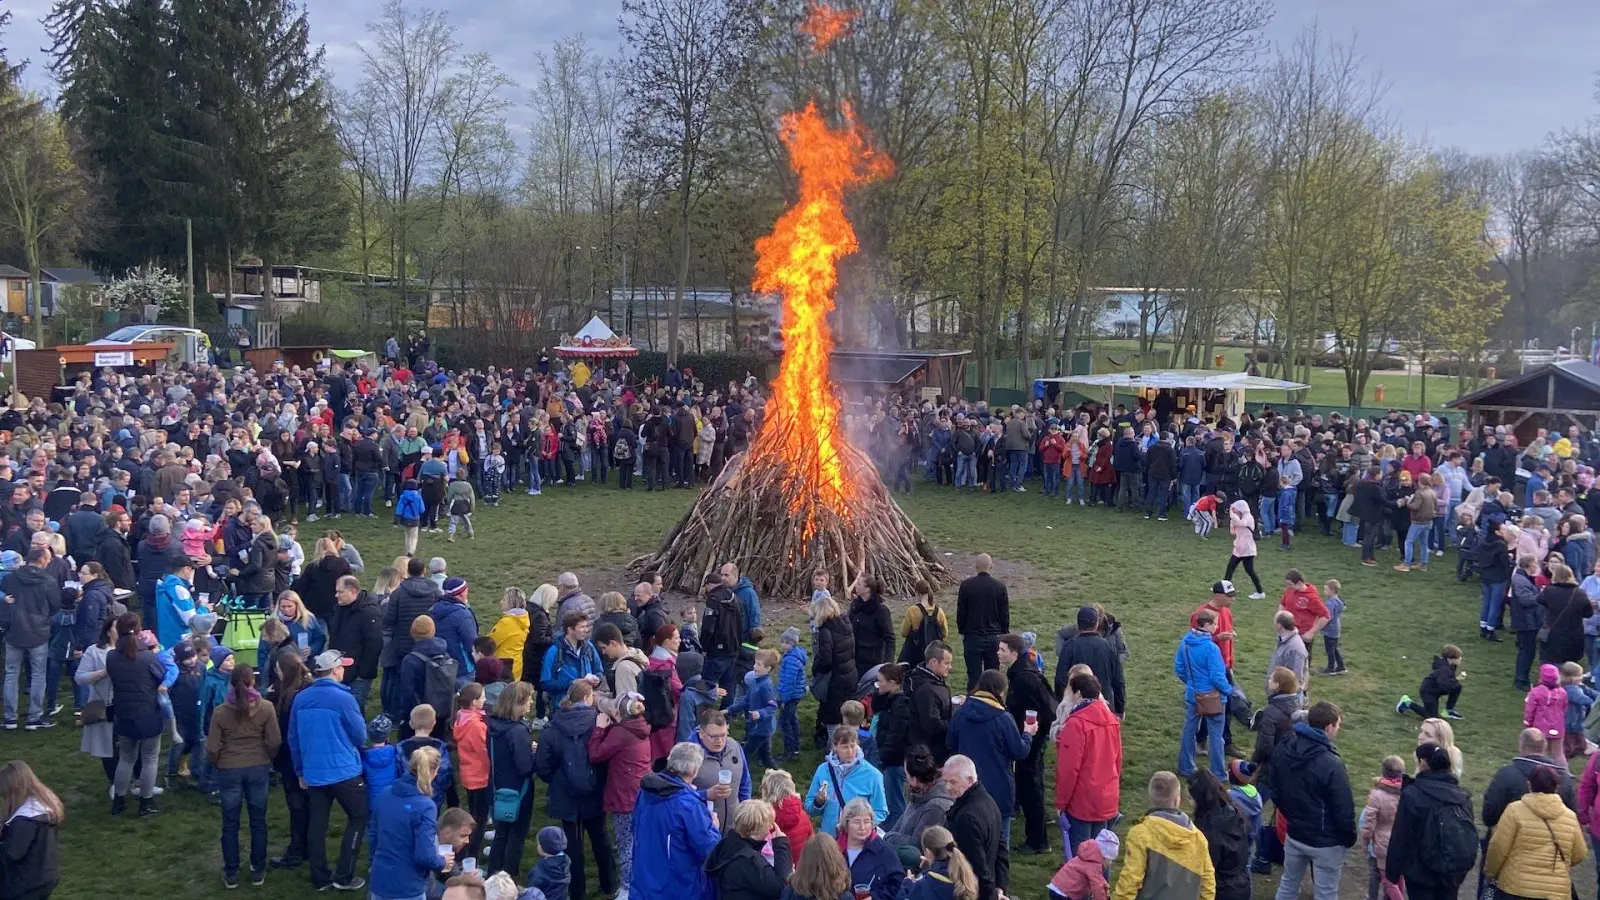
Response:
[185,218,195,328]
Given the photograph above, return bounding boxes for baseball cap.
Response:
[1212,580,1236,596]
[311,650,354,674]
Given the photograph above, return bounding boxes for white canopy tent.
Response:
[554,315,638,359]
[1037,369,1310,420]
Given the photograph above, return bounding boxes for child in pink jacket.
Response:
[1359,755,1405,900]
[1525,663,1570,764]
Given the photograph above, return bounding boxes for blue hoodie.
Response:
[427,599,478,684]
[527,853,571,900]
[288,677,366,786]
[628,772,719,900]
[727,669,777,741]
[778,644,809,702]
[368,774,447,900]
[154,572,200,651]
[1173,629,1231,703]
[676,680,721,743]
[539,636,603,698]
[395,487,425,524]
[732,577,761,636]
[363,742,404,808]
[400,735,454,808]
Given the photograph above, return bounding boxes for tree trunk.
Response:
[26,240,41,347]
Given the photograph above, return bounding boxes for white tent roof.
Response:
[573,316,616,343]
[555,315,638,357]
[1038,369,1309,391]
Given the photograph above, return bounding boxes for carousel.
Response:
[555,316,638,386]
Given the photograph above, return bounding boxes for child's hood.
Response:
[1371,775,1403,794]
[1542,663,1562,687]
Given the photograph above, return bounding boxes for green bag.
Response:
[223,609,267,652]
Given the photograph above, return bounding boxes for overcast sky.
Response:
[5,0,1599,156]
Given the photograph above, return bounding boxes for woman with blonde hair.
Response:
[370,745,452,900]
[371,566,403,606]
[0,760,63,897]
[1541,560,1592,666]
[487,587,531,680]
[1417,717,1465,779]
[596,590,640,649]
[905,825,978,900]
[787,833,853,900]
[705,798,792,899]
[272,589,326,656]
[292,537,351,621]
[810,591,857,749]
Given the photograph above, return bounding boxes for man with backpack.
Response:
[539,612,604,710]
[428,577,478,687]
[595,622,649,697]
[399,615,459,740]
[699,573,744,699]
[1267,700,1355,900]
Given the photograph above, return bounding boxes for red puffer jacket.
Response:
[1055,698,1123,822]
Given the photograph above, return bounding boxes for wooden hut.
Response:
[1445,359,1600,444]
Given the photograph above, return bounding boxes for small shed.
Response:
[830,349,970,401]
[1445,359,1600,443]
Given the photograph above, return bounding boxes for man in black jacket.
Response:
[998,634,1054,854]
[1142,433,1178,520]
[1482,727,1576,831]
[699,576,743,697]
[1054,607,1125,716]
[1267,701,1355,899]
[350,429,382,517]
[378,558,443,721]
[328,575,383,710]
[62,492,105,560]
[3,545,62,729]
[631,581,669,650]
[955,555,1008,690]
[907,642,954,762]
[944,754,1007,900]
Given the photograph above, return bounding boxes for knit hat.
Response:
[780,627,801,646]
[367,714,394,745]
[190,613,218,638]
[443,576,467,598]
[676,650,705,684]
[276,535,296,552]
[1228,759,1257,785]
[174,643,197,665]
[537,825,567,855]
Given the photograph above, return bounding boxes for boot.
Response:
[110,794,126,816]
[138,797,162,817]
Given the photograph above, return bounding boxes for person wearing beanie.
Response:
[399,615,452,734]
[429,577,477,687]
[528,825,571,900]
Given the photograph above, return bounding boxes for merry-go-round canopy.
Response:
[554,315,639,359]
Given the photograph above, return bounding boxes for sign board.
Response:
[920,386,942,402]
[94,350,134,368]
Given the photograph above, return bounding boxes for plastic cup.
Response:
[854,886,872,900]
[296,633,309,650]
[461,858,477,874]
[1025,709,1038,727]
[437,843,451,860]
[718,769,733,786]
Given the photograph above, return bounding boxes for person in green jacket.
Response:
[443,478,475,542]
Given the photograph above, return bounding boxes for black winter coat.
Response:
[1195,801,1252,900]
[94,529,135,590]
[1004,658,1055,763]
[633,598,669,651]
[955,573,1008,638]
[521,604,554,685]
[704,833,792,900]
[1540,583,1592,665]
[849,593,895,673]
[874,690,915,767]
[1144,441,1177,482]
[1053,633,1125,715]
[1266,724,1356,850]
[1482,756,1576,829]
[1384,770,1475,888]
[813,616,856,724]
[134,533,187,604]
[948,782,1006,900]
[534,703,601,821]
[1,566,59,649]
[380,576,443,668]
[328,591,383,682]
[1418,655,1462,705]
[234,531,276,595]
[1251,692,1300,784]
[0,811,58,900]
[906,664,952,760]
[293,555,353,623]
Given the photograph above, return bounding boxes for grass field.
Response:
[16,482,1580,899]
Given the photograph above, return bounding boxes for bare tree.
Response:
[1490,151,1568,346]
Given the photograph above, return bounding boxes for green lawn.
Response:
[18,484,1570,898]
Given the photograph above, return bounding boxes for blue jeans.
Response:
[955,454,976,487]
[1067,467,1086,503]
[527,457,543,492]
[45,654,86,714]
[1059,812,1114,862]
[1342,521,1359,546]
[1181,483,1201,515]
[1275,836,1343,900]
[354,472,378,515]
[1277,488,1296,527]
[1007,450,1028,490]
[1144,481,1171,517]
[3,643,46,723]
[1179,700,1225,778]
[1481,581,1508,630]
[779,700,800,754]
[338,473,352,512]
[218,764,271,876]
[1432,516,1447,552]
[1042,466,1061,496]
[1260,495,1277,532]
[1403,522,1432,565]
[882,763,906,830]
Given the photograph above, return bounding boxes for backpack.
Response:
[408,649,459,729]
[1418,791,1478,877]
[912,603,944,653]
[558,726,597,796]
[639,667,675,729]
[705,591,743,655]
[612,437,632,461]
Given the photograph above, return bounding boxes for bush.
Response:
[1308,351,1404,370]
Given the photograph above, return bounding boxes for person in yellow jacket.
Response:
[486,586,532,680]
[1114,771,1216,900]
[1485,765,1588,900]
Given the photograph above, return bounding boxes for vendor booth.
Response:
[556,316,639,362]
[1037,369,1311,421]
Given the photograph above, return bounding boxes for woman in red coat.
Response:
[645,624,685,760]
[1088,428,1118,506]
[588,696,653,893]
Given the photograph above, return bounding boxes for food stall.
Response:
[1036,369,1311,420]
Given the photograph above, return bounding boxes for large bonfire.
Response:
[635,6,946,600]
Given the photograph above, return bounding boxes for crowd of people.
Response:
[1,348,1600,900]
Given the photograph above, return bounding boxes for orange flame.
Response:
[800,3,854,51]
[752,101,891,527]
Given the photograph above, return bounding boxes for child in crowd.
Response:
[445,476,475,542]
[1227,760,1262,865]
[400,704,454,811]
[776,628,809,762]
[1455,509,1479,582]
[730,627,764,699]
[675,655,721,744]
[1050,838,1111,900]
[167,643,205,783]
[527,826,571,900]
[44,586,76,717]
[1189,490,1222,539]
[471,637,507,709]
[1358,755,1405,900]
[1397,644,1464,720]
[1021,631,1046,673]
[396,479,425,556]
[840,700,879,768]
[760,768,813,858]
[1561,661,1598,759]
[1320,580,1346,676]
[1524,663,1570,764]
[362,713,403,844]
[727,647,779,768]
[482,442,505,506]
[454,682,491,862]
[200,646,234,741]
[181,516,219,564]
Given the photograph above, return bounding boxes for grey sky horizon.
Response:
[4,0,1599,156]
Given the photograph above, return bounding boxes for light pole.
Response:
[1573,326,1582,358]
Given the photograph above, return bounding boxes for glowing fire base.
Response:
[633,440,947,600]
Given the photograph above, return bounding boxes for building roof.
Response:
[1446,359,1600,410]
[831,355,927,386]
[1038,369,1310,391]
[0,265,29,279]
[41,268,105,285]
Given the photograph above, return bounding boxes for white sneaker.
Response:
[614,889,629,900]
[1248,592,1266,600]
[531,490,542,496]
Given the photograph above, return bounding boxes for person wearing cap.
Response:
[1190,582,1243,757]
[430,577,478,687]
[288,649,370,892]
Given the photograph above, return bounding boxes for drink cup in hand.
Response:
[718,769,733,787]
[1025,709,1038,727]
[438,845,454,870]
[461,858,476,874]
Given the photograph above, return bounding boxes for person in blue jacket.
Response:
[838,797,908,900]
[369,745,451,900]
[287,650,371,892]
[154,561,203,651]
[945,668,1035,839]
[805,726,888,835]
[720,563,761,639]
[1179,436,1208,513]
[776,630,809,760]
[428,577,478,685]
[629,742,720,900]
[1174,609,1233,780]
[539,612,603,706]
[727,648,779,767]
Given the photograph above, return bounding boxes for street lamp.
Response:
[1573,326,1583,356]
